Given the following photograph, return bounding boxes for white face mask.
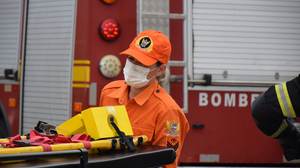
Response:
[123,59,157,88]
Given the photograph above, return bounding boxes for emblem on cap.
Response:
[135,36,153,53]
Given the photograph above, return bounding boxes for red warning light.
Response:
[99,18,121,41]
[102,0,118,5]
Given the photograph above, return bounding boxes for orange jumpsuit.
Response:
[100,80,189,168]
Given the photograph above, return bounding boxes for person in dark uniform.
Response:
[251,74,300,161]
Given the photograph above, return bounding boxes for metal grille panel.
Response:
[22,0,76,134]
[0,0,22,78]
[192,0,300,83]
[140,0,170,38]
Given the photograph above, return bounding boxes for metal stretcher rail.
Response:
[0,149,89,168]
[0,145,176,168]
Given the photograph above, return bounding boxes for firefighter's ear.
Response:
[157,64,166,77]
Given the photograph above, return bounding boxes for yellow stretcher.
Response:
[0,135,147,155]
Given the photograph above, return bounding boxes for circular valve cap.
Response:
[99,55,121,78]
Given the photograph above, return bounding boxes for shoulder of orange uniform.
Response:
[153,86,179,108]
[102,80,126,91]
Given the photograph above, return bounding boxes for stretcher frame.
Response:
[0,145,176,168]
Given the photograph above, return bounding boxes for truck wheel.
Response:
[0,100,12,138]
[0,126,5,138]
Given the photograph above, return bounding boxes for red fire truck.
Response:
[1,0,300,166]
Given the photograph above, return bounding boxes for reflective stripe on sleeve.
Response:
[271,119,288,138]
[275,83,296,118]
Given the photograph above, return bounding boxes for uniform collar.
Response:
[107,81,129,104]
[108,80,158,106]
[133,80,158,106]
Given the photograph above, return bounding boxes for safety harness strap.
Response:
[0,130,91,151]
[71,134,92,150]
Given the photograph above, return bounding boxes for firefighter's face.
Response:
[127,55,160,80]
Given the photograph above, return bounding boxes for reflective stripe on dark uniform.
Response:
[252,74,300,139]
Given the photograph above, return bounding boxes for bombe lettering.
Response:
[199,92,260,107]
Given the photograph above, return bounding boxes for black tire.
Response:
[0,100,12,138]
[0,126,6,138]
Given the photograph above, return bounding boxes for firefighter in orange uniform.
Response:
[100,30,189,168]
[251,74,300,161]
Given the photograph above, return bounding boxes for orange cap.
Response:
[120,30,171,66]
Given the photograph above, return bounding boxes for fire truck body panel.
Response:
[180,86,286,164]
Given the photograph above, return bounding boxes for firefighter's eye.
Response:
[127,56,144,66]
[127,56,134,62]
